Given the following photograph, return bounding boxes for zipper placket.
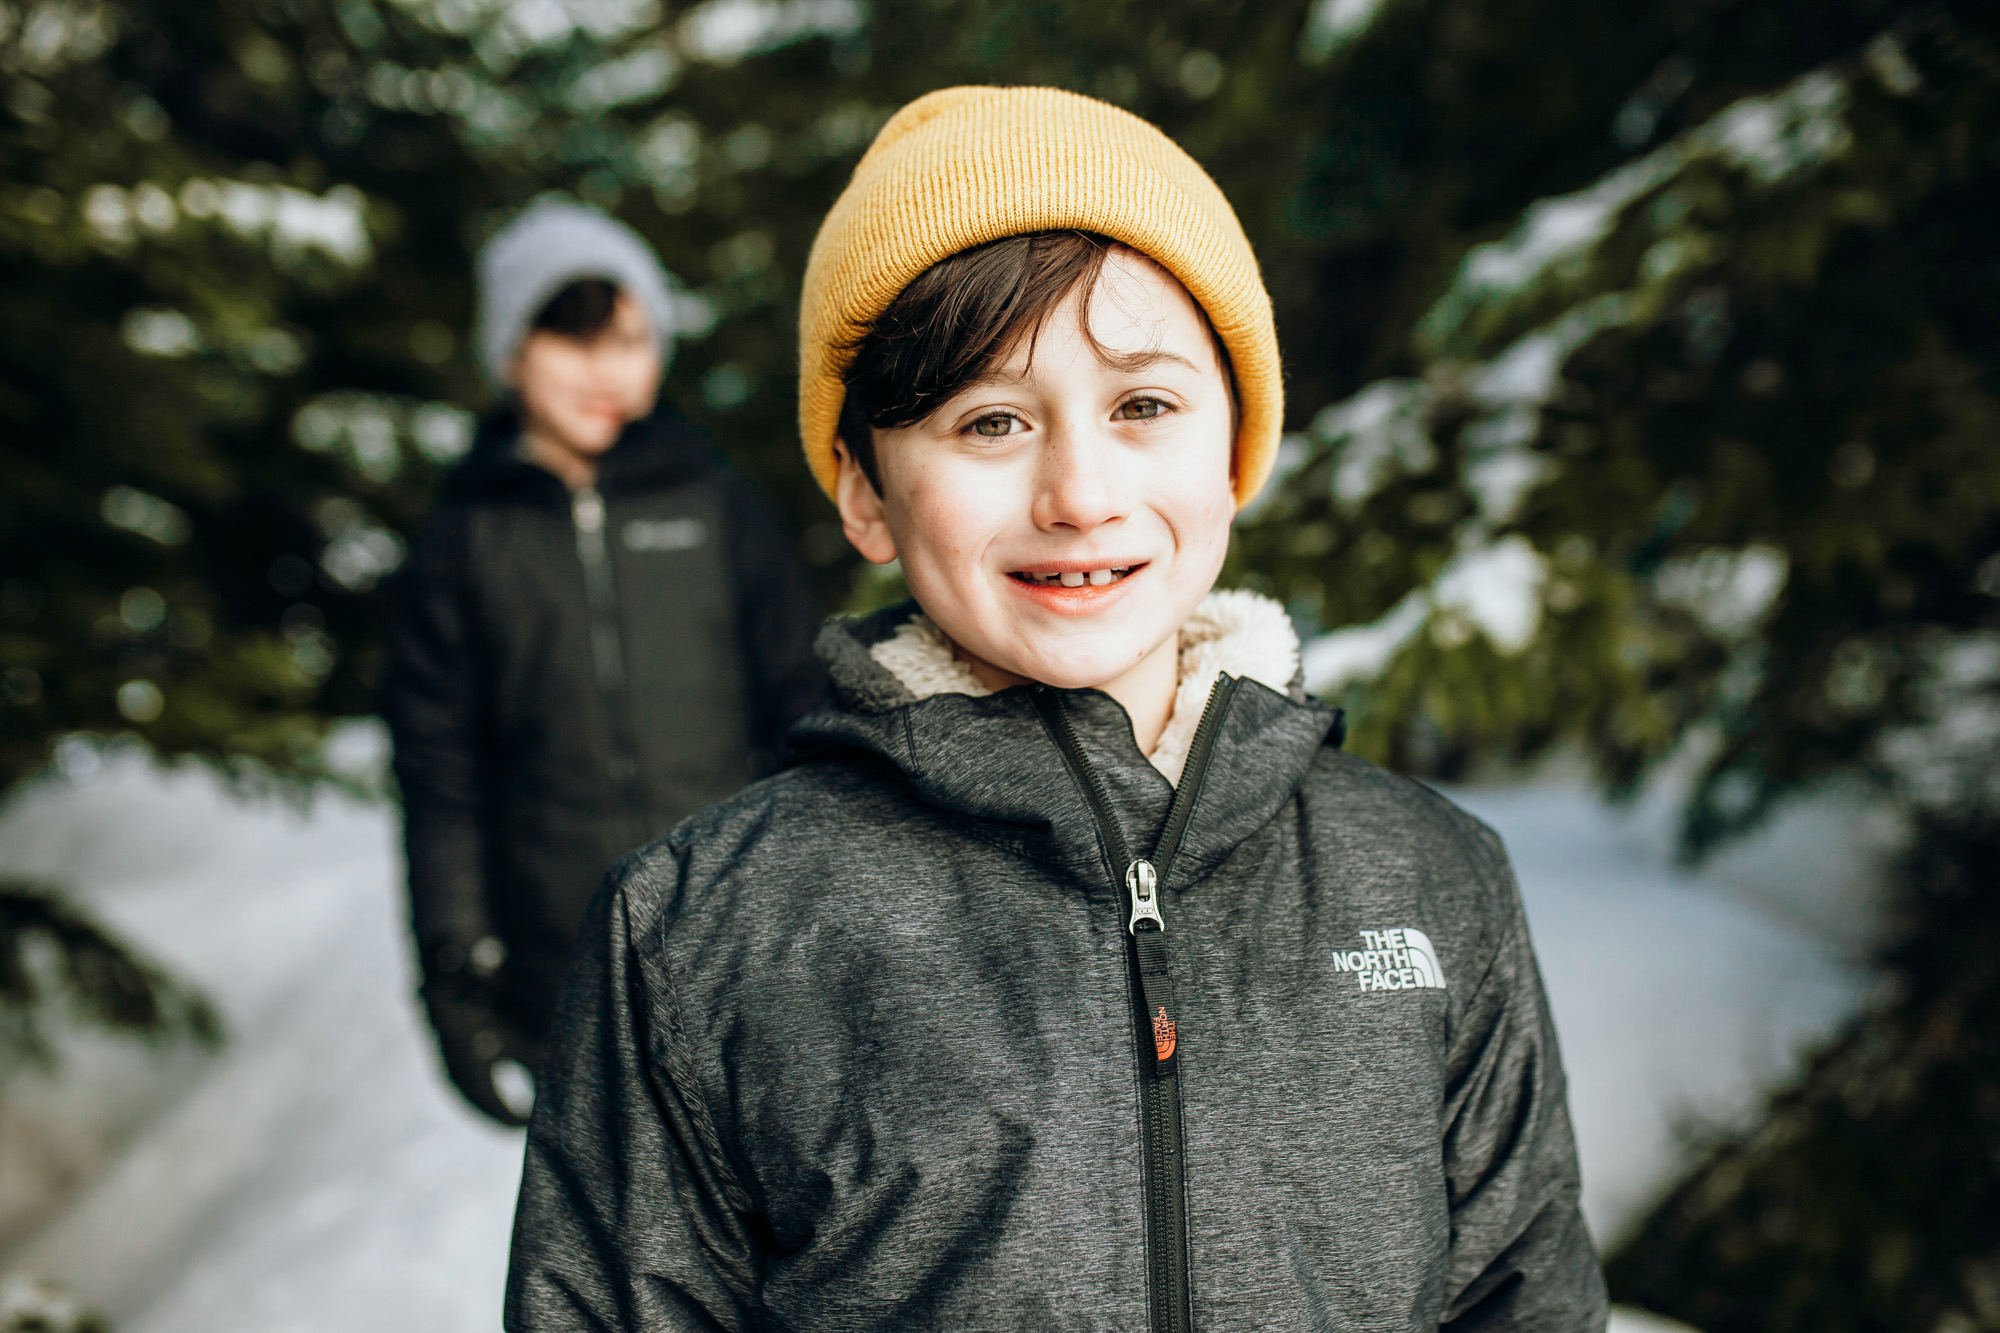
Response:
[1035,676,1240,1333]
[571,486,648,840]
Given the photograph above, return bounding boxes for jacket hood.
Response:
[444,407,720,501]
[791,598,1343,886]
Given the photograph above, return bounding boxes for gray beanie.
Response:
[474,198,678,385]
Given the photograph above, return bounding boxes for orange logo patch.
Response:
[1152,1006,1176,1062]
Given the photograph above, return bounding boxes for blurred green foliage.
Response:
[6,0,1985,838]
[1238,5,2000,1323]
[0,879,220,1080]
[1240,0,2000,853]
[0,0,1336,788]
[8,0,1967,802]
[0,0,1372,791]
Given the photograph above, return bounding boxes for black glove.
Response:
[420,974,539,1127]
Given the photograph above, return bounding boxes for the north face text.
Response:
[1333,927,1447,992]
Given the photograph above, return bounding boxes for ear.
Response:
[834,437,899,565]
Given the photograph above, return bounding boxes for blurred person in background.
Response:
[382,200,824,1126]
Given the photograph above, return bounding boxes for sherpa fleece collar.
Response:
[793,595,1338,886]
[866,590,1301,786]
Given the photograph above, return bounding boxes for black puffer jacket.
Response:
[382,410,823,1048]
[506,601,1605,1330]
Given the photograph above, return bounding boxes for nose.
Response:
[1031,418,1128,534]
[583,345,622,387]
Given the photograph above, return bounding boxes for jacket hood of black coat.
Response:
[791,601,1343,887]
[443,406,721,501]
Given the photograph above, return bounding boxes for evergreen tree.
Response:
[1607,811,2000,1331]
[22,0,1930,804]
[1240,1,2000,1323]
[1240,0,2000,847]
[0,0,1327,790]
[0,880,220,1081]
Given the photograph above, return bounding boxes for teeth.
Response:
[1019,567,1135,586]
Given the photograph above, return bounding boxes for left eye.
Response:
[970,414,1019,437]
[1116,398,1165,421]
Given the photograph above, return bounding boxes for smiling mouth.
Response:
[1009,565,1140,589]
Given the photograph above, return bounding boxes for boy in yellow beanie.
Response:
[508,87,1606,1331]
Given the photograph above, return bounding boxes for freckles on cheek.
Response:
[908,469,990,556]
[1174,480,1236,565]
[889,475,970,583]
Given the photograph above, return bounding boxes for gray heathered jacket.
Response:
[506,601,1608,1331]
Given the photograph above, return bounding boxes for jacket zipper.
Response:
[571,486,648,839]
[1034,675,1241,1333]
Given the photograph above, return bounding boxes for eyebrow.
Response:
[967,347,1204,391]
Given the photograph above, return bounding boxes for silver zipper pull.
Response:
[572,487,605,535]
[1126,859,1164,934]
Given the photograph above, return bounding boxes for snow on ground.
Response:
[0,749,521,1332]
[0,746,1875,1329]
[1445,783,1872,1243]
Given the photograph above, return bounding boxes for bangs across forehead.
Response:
[837,231,1233,487]
[842,230,1111,430]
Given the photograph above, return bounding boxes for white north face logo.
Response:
[1333,927,1447,992]
[622,517,708,552]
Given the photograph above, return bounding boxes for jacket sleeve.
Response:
[1439,825,1608,1331]
[381,509,497,973]
[506,856,765,1331]
[719,476,826,771]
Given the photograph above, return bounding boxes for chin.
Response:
[1023,664,1128,692]
[558,417,626,453]
[1003,638,1160,693]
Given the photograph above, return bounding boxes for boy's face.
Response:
[837,246,1236,694]
[510,292,660,459]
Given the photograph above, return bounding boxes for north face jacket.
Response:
[506,594,1607,1330]
[382,409,824,1039]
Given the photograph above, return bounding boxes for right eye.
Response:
[969,413,1022,437]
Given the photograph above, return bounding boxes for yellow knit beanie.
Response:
[798,85,1282,509]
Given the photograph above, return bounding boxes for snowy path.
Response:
[0,751,1870,1329]
[0,753,521,1331]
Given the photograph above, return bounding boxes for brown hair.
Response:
[530,277,622,341]
[836,230,1234,492]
